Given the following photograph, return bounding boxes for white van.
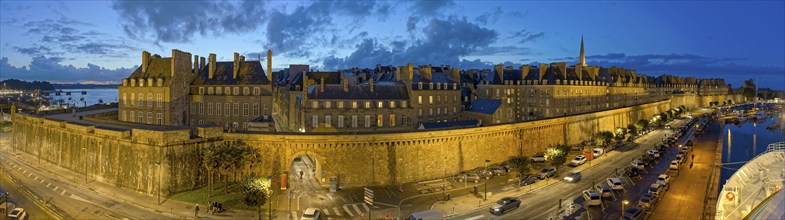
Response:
[408,210,444,220]
[592,148,604,158]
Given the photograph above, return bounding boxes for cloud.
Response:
[322,16,499,69]
[410,0,454,14]
[475,7,503,24]
[13,16,139,58]
[112,0,266,43]
[1,56,135,83]
[510,29,546,44]
[552,53,785,89]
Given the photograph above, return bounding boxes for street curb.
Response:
[0,166,66,220]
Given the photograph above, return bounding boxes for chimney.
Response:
[421,65,432,81]
[407,63,413,81]
[193,55,199,73]
[451,68,460,84]
[233,52,239,79]
[343,76,349,92]
[395,67,401,82]
[320,78,325,92]
[369,77,374,92]
[538,63,547,82]
[141,51,151,73]
[267,50,273,81]
[200,57,205,71]
[520,65,530,80]
[208,53,216,79]
[494,64,504,83]
[575,64,583,81]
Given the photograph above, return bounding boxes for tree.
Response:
[634,119,649,132]
[202,147,220,198]
[594,131,614,147]
[626,124,637,136]
[507,155,532,179]
[546,144,570,169]
[614,127,627,142]
[241,175,271,220]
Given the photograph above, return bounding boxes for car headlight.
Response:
[565,177,573,181]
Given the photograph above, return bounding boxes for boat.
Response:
[715,142,785,220]
[751,111,767,120]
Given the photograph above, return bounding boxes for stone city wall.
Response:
[14,95,738,192]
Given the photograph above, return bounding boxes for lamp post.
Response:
[156,162,161,205]
[484,159,490,201]
[267,175,272,220]
[82,147,87,183]
[621,199,629,220]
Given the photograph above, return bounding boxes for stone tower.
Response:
[267,49,273,81]
[579,35,587,67]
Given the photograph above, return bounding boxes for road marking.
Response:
[53,186,59,191]
[323,209,329,215]
[361,203,369,212]
[466,214,486,220]
[26,173,32,177]
[46,183,51,187]
[352,204,362,214]
[39,179,44,183]
[291,211,297,218]
[60,190,67,195]
[333,207,341,216]
[343,206,354,217]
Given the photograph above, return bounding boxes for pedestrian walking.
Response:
[690,161,694,169]
[692,154,695,160]
[194,204,200,217]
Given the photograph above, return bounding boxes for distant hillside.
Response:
[0,79,55,91]
[53,83,119,90]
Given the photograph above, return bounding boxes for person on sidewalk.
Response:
[690,161,694,169]
[194,203,200,217]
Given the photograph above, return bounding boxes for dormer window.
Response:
[311,101,318,109]
[207,87,214,95]
[224,87,230,95]
[122,79,128,86]
[216,87,222,95]
[148,78,153,87]
[253,87,260,95]
[233,87,239,95]
[243,87,249,95]
[139,79,144,87]
[199,87,205,95]
[157,79,163,87]
[130,79,135,87]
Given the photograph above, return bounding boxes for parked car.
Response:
[669,160,680,170]
[563,171,582,183]
[519,174,538,186]
[623,207,644,220]
[656,174,671,186]
[686,140,694,146]
[407,210,443,220]
[301,208,321,220]
[531,153,546,163]
[0,202,16,216]
[648,149,660,158]
[648,183,667,195]
[489,197,521,215]
[489,166,506,176]
[538,167,557,179]
[625,166,640,177]
[570,155,587,166]
[676,154,685,163]
[458,173,481,183]
[595,184,613,198]
[680,146,691,154]
[592,148,604,158]
[582,190,601,206]
[664,125,671,129]
[607,178,624,190]
[638,193,659,210]
[631,160,645,170]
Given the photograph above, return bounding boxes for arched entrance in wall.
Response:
[288,153,323,191]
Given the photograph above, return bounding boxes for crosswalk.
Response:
[290,203,370,218]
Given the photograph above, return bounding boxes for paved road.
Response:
[0,169,58,220]
[0,133,173,220]
[447,118,691,220]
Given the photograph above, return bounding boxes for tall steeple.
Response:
[579,34,587,66]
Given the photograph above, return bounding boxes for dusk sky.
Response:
[1,0,783,89]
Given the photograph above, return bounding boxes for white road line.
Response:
[323,209,329,215]
[46,183,51,187]
[53,186,59,191]
[343,206,354,217]
[333,207,341,216]
[60,190,66,195]
[361,203,369,212]
[466,214,486,220]
[39,179,44,183]
[352,204,362,215]
[26,173,32,177]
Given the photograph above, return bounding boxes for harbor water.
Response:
[44,89,118,107]
[719,110,785,189]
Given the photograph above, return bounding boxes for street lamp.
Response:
[621,199,629,220]
[266,175,272,220]
[82,147,87,183]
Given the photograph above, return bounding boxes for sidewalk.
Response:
[1,137,260,219]
[649,121,720,220]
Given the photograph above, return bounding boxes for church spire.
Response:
[579,34,587,66]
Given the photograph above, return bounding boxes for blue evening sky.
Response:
[1,0,783,89]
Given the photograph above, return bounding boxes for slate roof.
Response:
[420,120,479,130]
[193,61,270,85]
[467,99,502,115]
[306,82,409,100]
[412,71,458,84]
[128,58,172,84]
